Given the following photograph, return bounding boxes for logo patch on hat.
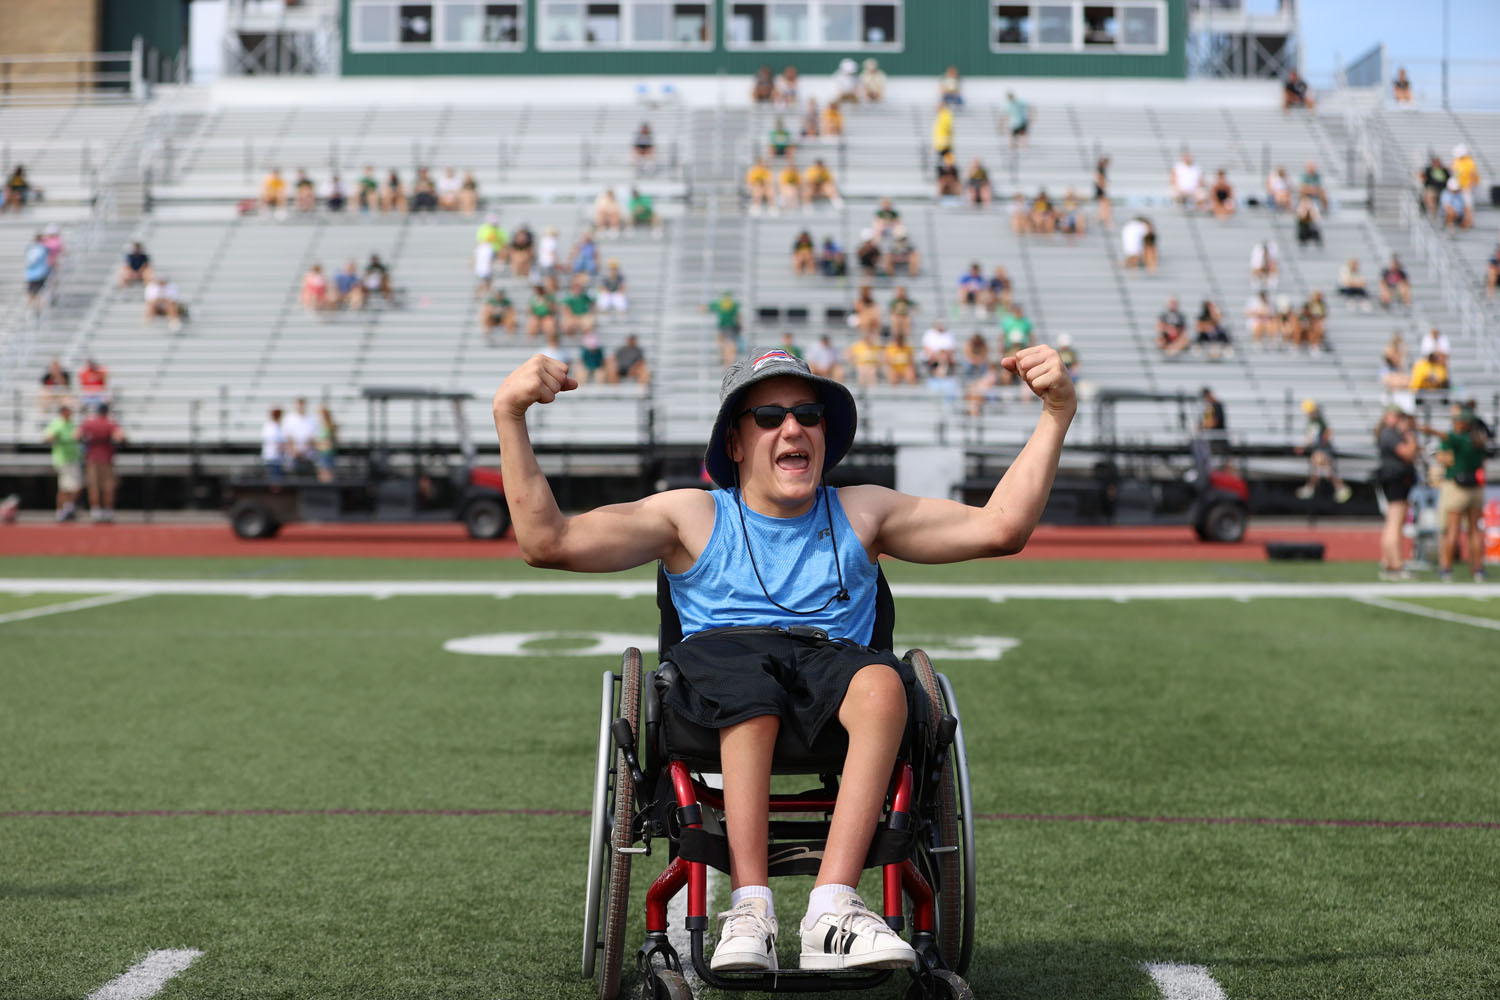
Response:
[751,349,798,372]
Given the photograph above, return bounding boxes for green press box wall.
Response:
[340,0,1187,78]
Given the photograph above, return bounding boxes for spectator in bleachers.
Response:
[293,169,316,213]
[1156,297,1190,357]
[459,170,480,215]
[940,66,964,109]
[961,331,990,381]
[1093,156,1112,228]
[1439,177,1467,231]
[1294,400,1350,503]
[116,241,153,288]
[477,210,508,262]
[818,235,847,276]
[1294,195,1323,247]
[1378,254,1411,309]
[833,58,859,106]
[381,168,408,214]
[575,330,605,385]
[363,253,394,304]
[632,123,657,176]
[1209,170,1235,220]
[44,404,82,521]
[1300,290,1329,351]
[509,223,535,276]
[984,266,1012,314]
[872,198,901,239]
[778,331,804,359]
[261,167,287,214]
[629,188,663,235]
[1410,351,1449,391]
[561,274,597,336]
[605,333,651,385]
[822,100,845,138]
[40,223,64,271]
[262,407,287,483]
[935,151,961,201]
[921,320,957,378]
[966,159,992,208]
[1029,189,1056,234]
[1056,333,1081,377]
[1250,239,1279,289]
[1266,165,1293,212]
[143,272,184,332]
[1057,191,1086,236]
[848,328,883,386]
[1486,235,1500,298]
[884,331,918,384]
[1418,154,1450,217]
[707,290,743,364]
[1337,258,1371,309]
[325,173,347,213]
[480,286,515,343]
[437,167,463,211]
[1005,91,1031,151]
[1452,145,1479,227]
[807,333,846,382]
[999,303,1035,378]
[774,65,799,108]
[957,263,987,318]
[78,358,109,408]
[888,285,916,339]
[300,263,331,314]
[283,398,317,471]
[598,258,628,315]
[747,158,774,214]
[1273,294,1301,346]
[801,159,842,207]
[932,103,954,159]
[3,165,33,211]
[791,229,816,275]
[1282,70,1315,112]
[1244,289,1274,347]
[1195,300,1232,359]
[1171,151,1203,211]
[474,234,497,297]
[313,406,338,483]
[752,65,775,104]
[1380,333,1410,392]
[335,259,364,310]
[860,59,887,103]
[1009,193,1031,235]
[854,231,884,278]
[570,229,600,278]
[79,401,125,521]
[964,360,1005,416]
[777,159,802,212]
[356,166,379,212]
[853,285,882,337]
[527,283,558,340]
[805,97,827,144]
[1120,216,1157,273]
[1392,68,1414,106]
[593,189,623,235]
[1419,326,1451,369]
[412,167,439,212]
[768,118,794,160]
[888,224,920,276]
[39,358,72,413]
[1298,162,1327,213]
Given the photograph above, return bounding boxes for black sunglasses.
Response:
[736,402,825,429]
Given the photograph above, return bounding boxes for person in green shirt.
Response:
[480,287,514,342]
[999,304,1035,387]
[561,276,597,337]
[767,118,793,159]
[476,214,508,255]
[526,284,557,340]
[356,165,380,212]
[1429,406,1490,581]
[629,188,661,236]
[43,404,82,521]
[706,291,742,365]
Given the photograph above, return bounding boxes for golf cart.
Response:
[226,387,509,540]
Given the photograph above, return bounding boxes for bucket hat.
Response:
[704,347,857,489]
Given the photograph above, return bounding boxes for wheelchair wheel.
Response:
[582,650,641,1000]
[907,650,975,976]
[648,968,694,1000]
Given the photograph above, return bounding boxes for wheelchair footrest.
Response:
[678,825,915,877]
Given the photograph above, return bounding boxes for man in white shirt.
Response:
[1419,327,1451,368]
[920,321,957,377]
[1171,152,1203,210]
[807,334,845,381]
[144,274,184,332]
[1250,241,1279,290]
[281,397,318,469]
[437,167,463,211]
[262,407,288,482]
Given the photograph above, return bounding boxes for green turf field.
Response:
[3,559,1497,1000]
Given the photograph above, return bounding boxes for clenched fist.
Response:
[1001,345,1077,415]
[493,354,579,421]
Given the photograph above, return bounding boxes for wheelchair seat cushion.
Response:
[657,628,917,769]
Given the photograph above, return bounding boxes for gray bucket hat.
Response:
[704,347,857,490]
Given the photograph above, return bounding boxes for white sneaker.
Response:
[710,898,778,972]
[1294,484,1314,500]
[799,892,915,970]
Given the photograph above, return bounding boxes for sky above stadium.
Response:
[1297,0,1498,89]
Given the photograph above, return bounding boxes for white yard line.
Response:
[1355,596,1500,632]
[2,578,1498,601]
[0,592,144,625]
[1142,962,1229,1000]
[86,950,202,1000]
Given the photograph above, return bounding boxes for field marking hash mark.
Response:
[1354,595,1500,632]
[0,592,144,626]
[86,949,202,1000]
[1142,962,1229,1000]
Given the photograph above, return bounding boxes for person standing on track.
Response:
[493,344,1074,971]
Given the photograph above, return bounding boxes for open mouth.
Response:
[775,451,811,472]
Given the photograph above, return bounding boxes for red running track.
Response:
[0,521,1382,561]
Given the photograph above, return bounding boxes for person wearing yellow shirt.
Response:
[931,104,954,157]
[746,158,774,214]
[1410,353,1449,391]
[821,101,844,138]
[261,167,287,213]
[778,160,802,210]
[847,330,884,386]
[1452,145,1479,228]
[801,158,842,207]
[884,332,917,385]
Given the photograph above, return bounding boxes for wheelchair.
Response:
[583,568,977,1000]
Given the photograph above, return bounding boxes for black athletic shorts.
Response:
[661,627,915,747]
[1378,469,1416,503]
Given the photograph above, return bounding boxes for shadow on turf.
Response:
[0,882,133,900]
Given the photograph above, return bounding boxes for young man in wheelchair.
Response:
[493,344,1074,972]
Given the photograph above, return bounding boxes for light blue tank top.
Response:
[666,487,878,644]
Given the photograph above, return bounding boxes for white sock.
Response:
[803,883,858,930]
[731,885,774,909]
